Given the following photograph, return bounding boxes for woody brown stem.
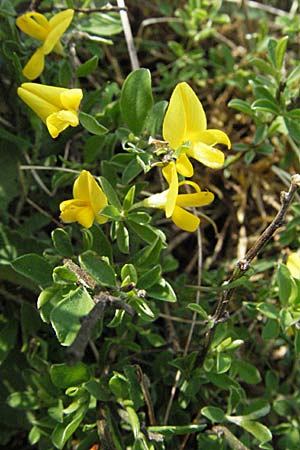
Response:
[199,174,300,364]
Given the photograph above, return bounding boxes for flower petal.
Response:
[163,84,187,149]
[286,252,300,279]
[88,175,108,215]
[22,48,45,80]
[19,83,66,108]
[143,190,168,210]
[75,207,95,228]
[16,12,49,41]
[163,82,207,150]
[176,152,194,177]
[188,142,225,169]
[73,170,91,201]
[171,205,200,232]
[48,9,74,29]
[46,110,78,138]
[176,191,214,207]
[18,85,59,123]
[43,9,74,54]
[60,89,83,111]
[162,162,178,218]
[196,129,231,148]
[60,199,95,228]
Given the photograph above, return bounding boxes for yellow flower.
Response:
[163,82,231,177]
[143,162,214,232]
[16,9,74,80]
[286,251,300,279]
[59,170,108,229]
[17,82,83,138]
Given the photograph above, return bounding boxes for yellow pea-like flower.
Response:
[17,82,83,138]
[143,162,214,232]
[16,9,74,80]
[59,170,108,229]
[163,82,231,177]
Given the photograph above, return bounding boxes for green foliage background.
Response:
[1,0,300,449]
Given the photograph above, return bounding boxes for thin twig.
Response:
[23,153,53,197]
[26,198,61,227]
[199,174,300,364]
[117,0,139,70]
[20,165,80,174]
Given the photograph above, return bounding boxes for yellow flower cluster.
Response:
[16,9,82,138]
[59,83,230,231]
[16,10,230,232]
[143,82,231,232]
[16,9,74,80]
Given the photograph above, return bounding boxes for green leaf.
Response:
[267,38,278,68]
[147,424,206,436]
[242,400,271,421]
[238,420,272,444]
[99,176,122,210]
[287,65,300,87]
[50,363,90,389]
[216,353,232,374]
[128,220,162,244]
[81,13,122,37]
[52,266,78,285]
[76,55,99,77]
[137,265,162,289]
[228,99,254,116]
[51,405,88,449]
[251,99,280,114]
[262,319,280,340]
[277,263,298,306]
[79,112,108,136]
[107,309,125,328]
[120,68,153,134]
[147,278,177,302]
[130,296,155,321]
[275,36,288,71]
[51,228,73,258]
[50,287,95,346]
[187,303,208,319]
[201,406,225,423]
[135,236,164,267]
[109,372,130,401]
[79,250,116,287]
[126,405,140,438]
[256,302,279,319]
[123,185,136,211]
[144,100,167,136]
[11,254,52,288]
[284,116,300,144]
[234,360,261,384]
[90,225,113,261]
[250,58,276,77]
[116,222,130,254]
[122,158,143,184]
[121,264,138,283]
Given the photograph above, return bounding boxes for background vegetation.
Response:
[1,0,300,449]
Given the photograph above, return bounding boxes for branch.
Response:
[199,174,300,364]
[63,259,135,363]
